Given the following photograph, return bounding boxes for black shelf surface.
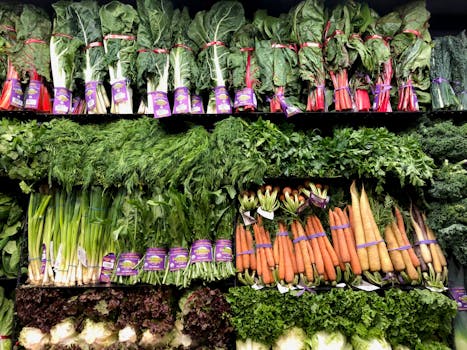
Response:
[1,110,465,134]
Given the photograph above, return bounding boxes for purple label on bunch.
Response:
[191,94,204,114]
[143,248,166,271]
[308,193,330,208]
[277,95,301,118]
[173,87,191,114]
[10,79,24,108]
[169,247,188,271]
[450,287,467,311]
[191,240,213,263]
[111,80,129,104]
[150,91,171,118]
[215,86,232,114]
[116,252,141,276]
[234,88,257,109]
[40,244,46,274]
[53,87,72,114]
[85,81,99,111]
[215,239,232,262]
[24,80,42,110]
[99,253,116,283]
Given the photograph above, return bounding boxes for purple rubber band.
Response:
[387,244,412,252]
[432,77,449,84]
[276,231,290,237]
[296,286,316,297]
[356,239,384,249]
[256,243,273,249]
[414,239,438,245]
[330,223,351,230]
[237,250,254,255]
[293,236,309,244]
[307,232,326,240]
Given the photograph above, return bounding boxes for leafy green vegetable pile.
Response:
[227,286,457,349]
[0,192,23,278]
[0,117,435,194]
[413,120,467,266]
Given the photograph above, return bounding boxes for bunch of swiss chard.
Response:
[188,1,245,114]
[391,0,432,111]
[291,0,326,112]
[0,4,23,111]
[346,1,374,112]
[50,1,82,115]
[71,0,110,114]
[0,193,23,279]
[254,10,303,116]
[136,0,173,117]
[364,11,402,112]
[10,4,52,112]
[323,3,353,111]
[100,0,139,114]
[169,7,199,114]
[228,22,260,111]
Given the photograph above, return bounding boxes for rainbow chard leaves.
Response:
[188,1,245,114]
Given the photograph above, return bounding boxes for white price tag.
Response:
[241,211,256,226]
[252,283,264,290]
[354,280,380,291]
[336,283,346,288]
[277,283,289,294]
[78,246,88,267]
[257,207,274,220]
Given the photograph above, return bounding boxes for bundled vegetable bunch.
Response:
[0,287,14,350]
[227,286,457,350]
[9,4,52,112]
[254,10,303,116]
[136,0,173,117]
[0,4,23,111]
[0,193,23,279]
[391,1,432,111]
[49,1,82,115]
[188,1,244,114]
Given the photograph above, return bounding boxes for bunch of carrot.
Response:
[410,204,448,289]
[349,181,394,285]
[382,206,421,285]
[328,207,362,283]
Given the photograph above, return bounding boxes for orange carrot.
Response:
[310,216,336,281]
[245,227,256,271]
[394,206,420,268]
[329,210,345,271]
[278,232,285,281]
[235,225,243,272]
[259,225,275,268]
[349,182,369,271]
[313,215,339,267]
[296,221,314,281]
[240,225,250,270]
[336,208,362,275]
[290,222,304,273]
[284,234,296,283]
[273,234,280,266]
[333,210,351,264]
[391,222,419,281]
[305,216,325,276]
